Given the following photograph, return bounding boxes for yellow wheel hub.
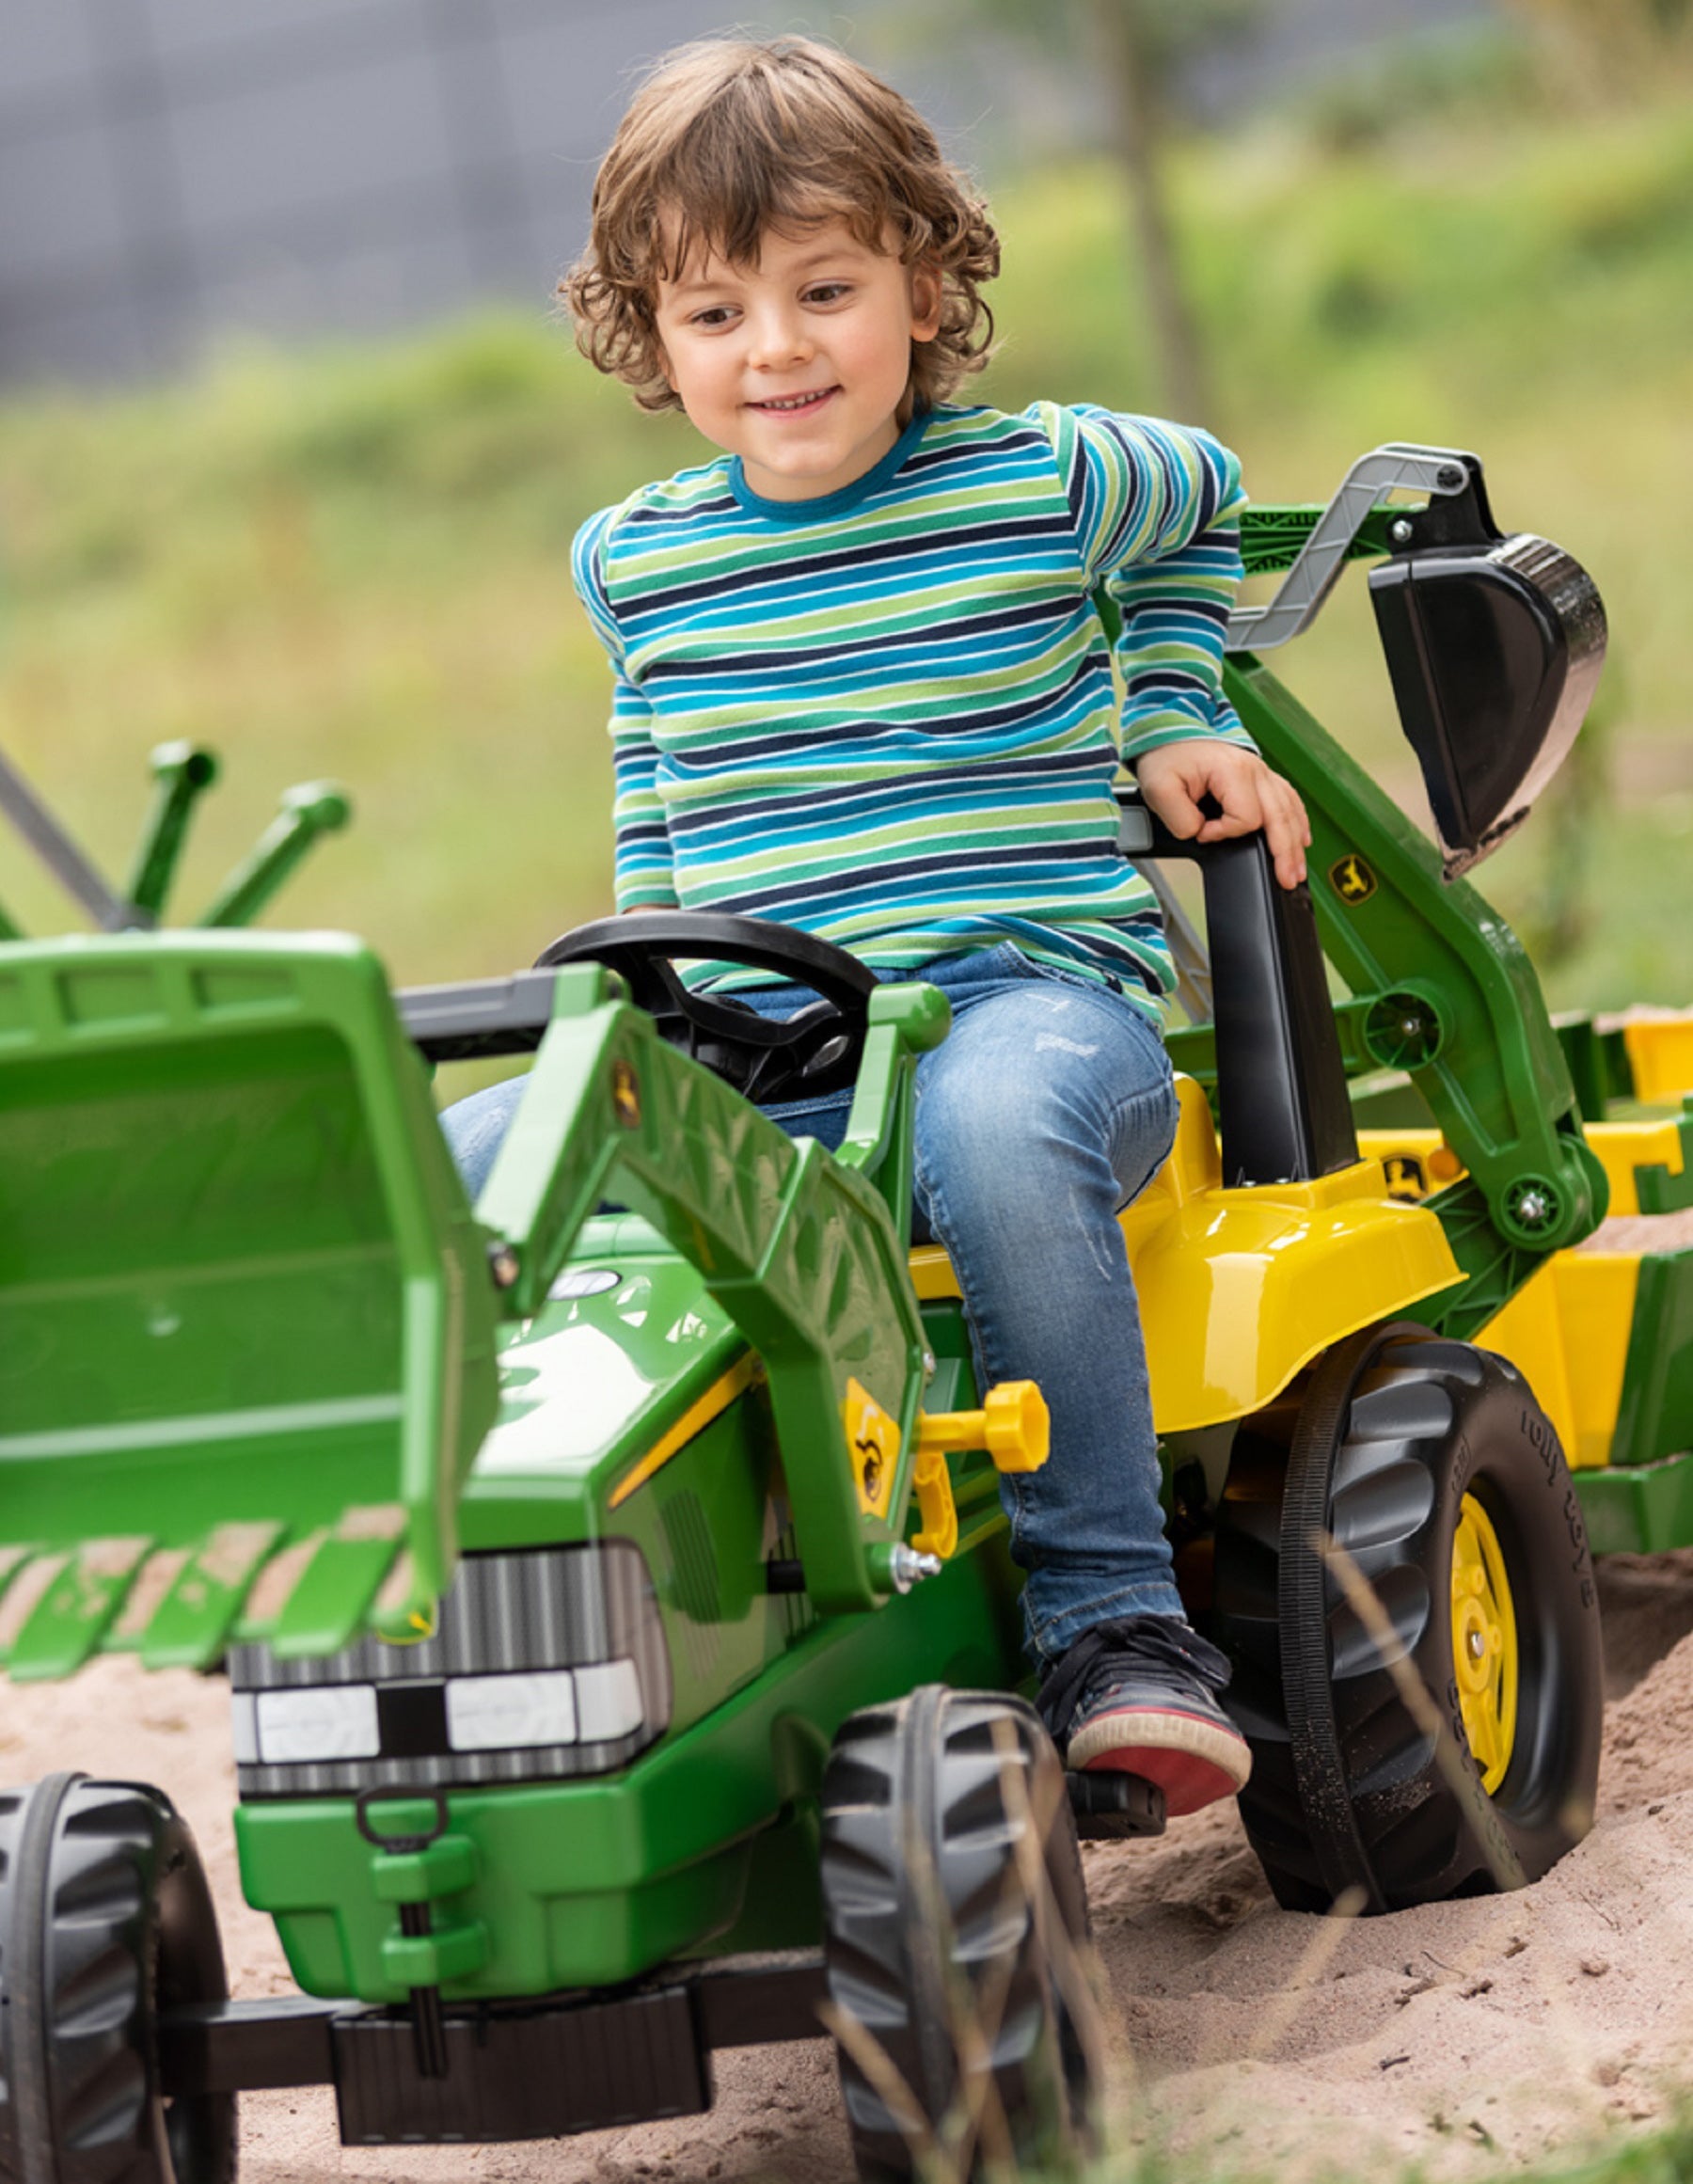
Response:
[1450,1493,1518,1794]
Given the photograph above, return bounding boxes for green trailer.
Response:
[0,442,1684,2182]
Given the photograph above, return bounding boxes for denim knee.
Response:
[438,1074,530,1202]
[911,977,1176,1229]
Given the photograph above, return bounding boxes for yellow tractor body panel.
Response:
[1622,1017,1693,1106]
[1472,1253,1640,1471]
[1358,1118,1687,1218]
[910,1078,1462,1432]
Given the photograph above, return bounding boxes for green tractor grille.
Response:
[227,1543,672,1797]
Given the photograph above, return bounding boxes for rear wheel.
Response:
[818,1686,1100,2181]
[1212,1324,1604,1912]
[0,1773,234,2184]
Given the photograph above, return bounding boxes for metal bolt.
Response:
[887,1545,943,1594]
[922,1351,937,1379]
[487,1243,521,1290]
[1515,1190,1549,1227]
[1436,465,1464,489]
[1468,1628,1486,1660]
[1389,517,1415,546]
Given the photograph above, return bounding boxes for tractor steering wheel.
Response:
[535,912,878,1104]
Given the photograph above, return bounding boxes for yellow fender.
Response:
[910,1077,1463,1432]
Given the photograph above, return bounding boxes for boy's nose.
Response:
[747,309,813,369]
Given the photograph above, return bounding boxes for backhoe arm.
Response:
[1223,655,1607,1337]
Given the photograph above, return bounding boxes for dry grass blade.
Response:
[861,1702,1020,2184]
[1314,1527,1527,1892]
[992,1712,1110,2106]
[871,1707,1104,2184]
[924,1715,1029,2181]
[816,1997,941,2175]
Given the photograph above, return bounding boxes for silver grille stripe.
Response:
[228,1543,672,1797]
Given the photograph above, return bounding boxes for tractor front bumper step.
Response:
[159,1960,829,2144]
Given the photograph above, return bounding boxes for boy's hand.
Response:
[1133,740,1311,891]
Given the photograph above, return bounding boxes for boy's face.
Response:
[653,220,941,501]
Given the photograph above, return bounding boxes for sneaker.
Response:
[1036,1614,1252,1819]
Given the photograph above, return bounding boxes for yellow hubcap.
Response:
[1450,1494,1518,1794]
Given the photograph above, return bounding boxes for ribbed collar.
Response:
[728,405,934,524]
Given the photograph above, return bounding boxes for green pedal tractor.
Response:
[0,443,1685,2181]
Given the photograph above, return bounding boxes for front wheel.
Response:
[0,1773,235,2184]
[1213,1325,1604,1913]
[818,1686,1101,2181]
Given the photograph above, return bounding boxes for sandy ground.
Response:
[6,1549,1693,2184]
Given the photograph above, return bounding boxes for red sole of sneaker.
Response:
[1081,1745,1242,1819]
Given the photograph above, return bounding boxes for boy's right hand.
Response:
[1133,740,1310,892]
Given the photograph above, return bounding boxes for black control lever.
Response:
[1066,1769,1166,1840]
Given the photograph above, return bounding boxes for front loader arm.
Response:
[477,968,944,1613]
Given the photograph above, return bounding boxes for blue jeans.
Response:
[439,943,1182,1664]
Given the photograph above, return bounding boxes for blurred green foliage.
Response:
[1071,2103,1693,2184]
[1534,2113,1693,2184]
[1,83,1689,1017]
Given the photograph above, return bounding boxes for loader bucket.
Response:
[1369,473,1606,878]
[0,934,500,1677]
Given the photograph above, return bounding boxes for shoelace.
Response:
[1036,1614,1233,1743]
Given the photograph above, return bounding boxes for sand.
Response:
[8,1546,1693,2183]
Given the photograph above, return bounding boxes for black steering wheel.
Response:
[535,912,878,1104]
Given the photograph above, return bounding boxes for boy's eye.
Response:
[803,282,852,306]
[689,305,738,328]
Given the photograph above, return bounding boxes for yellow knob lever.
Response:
[910,1442,958,1561]
[916,1381,1050,1474]
[909,1383,1051,1559]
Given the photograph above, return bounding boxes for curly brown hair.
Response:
[562,36,1000,416]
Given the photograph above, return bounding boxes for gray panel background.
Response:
[2,0,1485,388]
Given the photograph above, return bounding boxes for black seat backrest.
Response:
[1119,791,1357,1189]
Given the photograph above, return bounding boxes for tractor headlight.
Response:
[444,1670,579,1752]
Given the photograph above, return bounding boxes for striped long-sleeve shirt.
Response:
[572,401,1252,1014]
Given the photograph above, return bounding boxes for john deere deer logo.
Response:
[610,1058,641,1129]
[1330,852,1377,905]
[844,1377,898,1520]
[1384,1153,1429,1201]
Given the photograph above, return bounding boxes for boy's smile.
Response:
[654,221,941,501]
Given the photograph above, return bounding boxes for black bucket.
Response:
[1369,463,1607,879]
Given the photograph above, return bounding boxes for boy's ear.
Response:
[909,261,943,343]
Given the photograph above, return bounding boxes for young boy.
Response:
[445,34,1309,1820]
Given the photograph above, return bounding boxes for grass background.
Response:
[3,87,1691,1012]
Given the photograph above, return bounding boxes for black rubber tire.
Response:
[818,1686,1101,2183]
[0,1774,235,2184]
[1212,1324,1604,1914]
